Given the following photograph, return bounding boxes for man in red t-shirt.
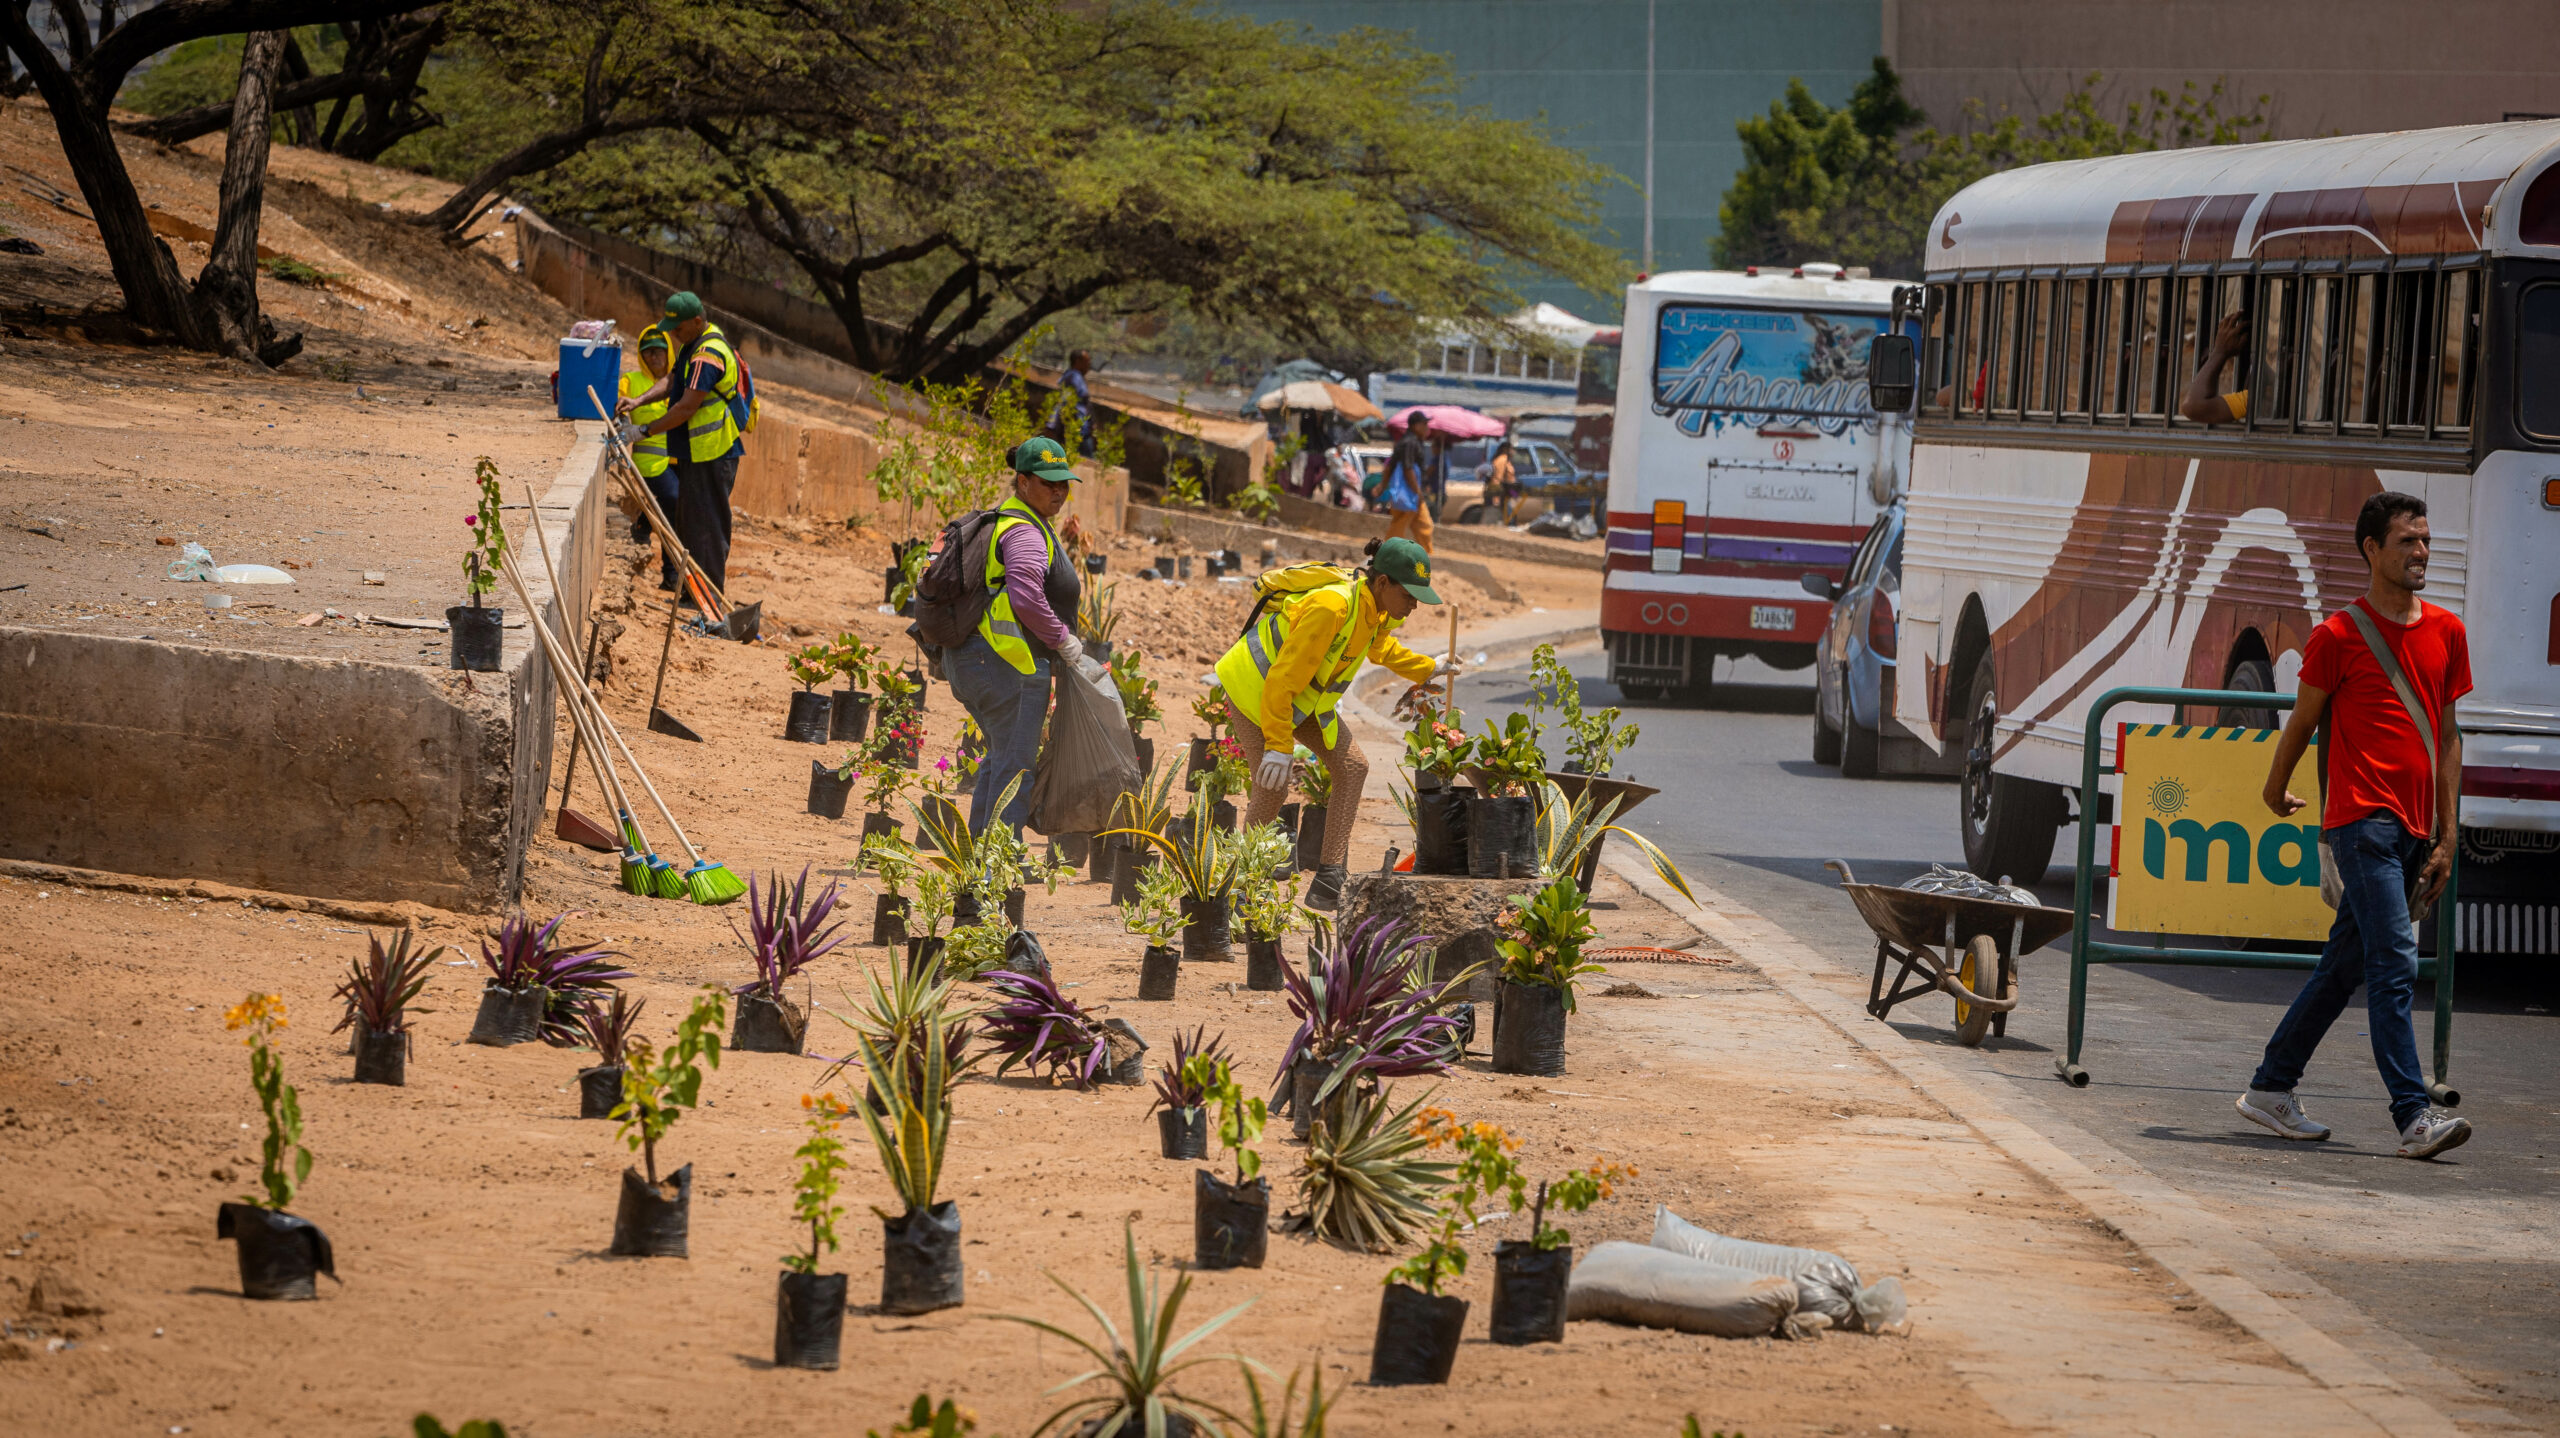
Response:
[2240,492,2473,1159]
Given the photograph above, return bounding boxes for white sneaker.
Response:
[2396,1110,2473,1159]
[2236,1089,2331,1141]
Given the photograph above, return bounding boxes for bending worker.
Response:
[618,324,678,593]
[951,437,1087,836]
[1216,537,1455,910]
[617,291,746,597]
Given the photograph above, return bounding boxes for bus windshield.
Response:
[1577,332,1620,406]
[1652,304,1883,433]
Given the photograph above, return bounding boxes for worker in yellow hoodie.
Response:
[1214,536,1458,908]
[618,325,679,592]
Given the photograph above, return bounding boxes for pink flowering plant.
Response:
[463,457,508,606]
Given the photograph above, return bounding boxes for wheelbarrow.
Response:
[1823,860,2074,1047]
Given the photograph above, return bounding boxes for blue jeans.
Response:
[945,635,1050,836]
[2249,813,2431,1130]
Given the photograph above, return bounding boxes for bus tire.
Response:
[2219,657,2278,731]
[1958,653,2064,884]
[1812,708,1843,765]
[1841,712,1880,779]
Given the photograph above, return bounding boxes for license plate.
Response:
[1750,605,1796,632]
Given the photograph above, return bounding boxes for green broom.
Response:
[501,547,743,906]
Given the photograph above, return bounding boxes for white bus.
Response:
[1893,120,2560,954]
[1603,266,1915,701]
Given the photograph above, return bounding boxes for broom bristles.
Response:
[618,849,649,895]
[684,861,746,906]
[648,857,688,900]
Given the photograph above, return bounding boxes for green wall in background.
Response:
[1223,0,1882,320]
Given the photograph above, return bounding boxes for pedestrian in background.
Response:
[618,325,679,593]
[1055,349,1098,458]
[2242,490,2472,1160]
[950,437,1087,836]
[1379,419,1434,551]
[1483,439,1521,523]
[618,291,747,597]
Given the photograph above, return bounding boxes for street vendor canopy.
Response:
[1927,118,2560,272]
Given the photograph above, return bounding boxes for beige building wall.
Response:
[1886,0,2560,140]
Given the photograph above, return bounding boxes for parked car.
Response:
[1458,437,1597,523]
[1806,503,1959,779]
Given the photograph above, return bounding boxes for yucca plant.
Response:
[1293,1083,1454,1250]
[1532,781,1695,903]
[1104,806,1238,902]
[1276,919,1478,1115]
[1234,1362,1336,1438]
[821,954,979,1107]
[996,1223,1255,1438]
[732,866,849,1004]
[1112,757,1184,838]
[981,970,1113,1087]
[849,1017,951,1217]
[332,930,445,1036]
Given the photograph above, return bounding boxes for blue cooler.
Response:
[556,336,624,420]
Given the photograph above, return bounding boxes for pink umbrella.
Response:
[1387,404,1505,440]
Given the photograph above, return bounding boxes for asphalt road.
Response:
[1457,644,2560,1429]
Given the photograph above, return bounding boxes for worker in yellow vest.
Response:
[1214,536,1456,908]
[618,325,678,591]
[617,291,746,596]
[950,436,1088,835]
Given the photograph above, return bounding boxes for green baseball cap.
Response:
[1372,536,1441,604]
[1010,436,1080,484]
[661,291,705,322]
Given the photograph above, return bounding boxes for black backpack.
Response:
[905,509,1009,652]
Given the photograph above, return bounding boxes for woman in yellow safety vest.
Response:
[1214,536,1457,909]
[619,326,677,590]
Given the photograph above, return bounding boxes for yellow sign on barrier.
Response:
[2112,723,2330,941]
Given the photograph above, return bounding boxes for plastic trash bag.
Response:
[167,542,218,581]
[1028,655,1141,836]
[1565,1241,1799,1337]
[1900,862,2035,906]
[1651,1206,1908,1334]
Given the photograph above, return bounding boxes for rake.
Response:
[587,386,762,645]
[499,544,745,905]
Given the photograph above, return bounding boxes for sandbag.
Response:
[1028,656,1143,836]
[1651,1206,1907,1333]
[1564,1241,1798,1338]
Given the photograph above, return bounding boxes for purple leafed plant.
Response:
[1276,917,1468,1111]
[480,910,634,1045]
[730,867,849,1004]
[1148,1025,1232,1116]
[982,970,1112,1089]
[573,990,647,1067]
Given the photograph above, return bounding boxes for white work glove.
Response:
[614,418,642,446]
[1254,750,1294,792]
[1053,635,1084,669]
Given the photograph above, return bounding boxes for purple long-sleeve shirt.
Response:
[997,521,1071,651]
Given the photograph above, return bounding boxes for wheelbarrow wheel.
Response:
[1953,934,2002,1047]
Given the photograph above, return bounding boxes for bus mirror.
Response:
[1867,333,1917,413]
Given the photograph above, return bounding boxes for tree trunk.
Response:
[190,30,300,366]
[20,69,206,345]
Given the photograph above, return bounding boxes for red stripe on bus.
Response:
[2462,767,2560,803]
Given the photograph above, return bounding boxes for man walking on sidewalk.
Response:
[2241,491,2472,1159]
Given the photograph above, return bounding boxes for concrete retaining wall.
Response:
[0,430,610,912]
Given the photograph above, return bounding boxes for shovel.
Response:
[644,595,702,743]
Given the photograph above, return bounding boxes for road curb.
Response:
[1600,849,2518,1437]
[1344,612,1599,712]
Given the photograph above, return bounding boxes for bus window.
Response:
[2253,274,2295,425]
[2023,279,2055,416]
[1954,281,1987,416]
[2514,283,2560,439]
[2094,278,2128,418]
[2298,276,2338,426]
[1922,282,1954,415]
[2436,269,2476,434]
[2059,279,2091,417]
[2171,276,2208,421]
[2131,278,2165,417]
[1990,280,2022,414]
[2342,274,2380,429]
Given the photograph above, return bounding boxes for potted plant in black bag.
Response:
[851,1015,963,1314]
[1147,1027,1228,1158]
[871,664,926,768]
[1370,1104,1509,1386]
[468,910,629,1048]
[1491,875,1601,1077]
[449,458,507,671]
[1231,822,1300,992]
[1275,919,1478,1142]
[1194,1059,1269,1270]
[827,631,880,743]
[216,994,338,1300]
[775,1091,853,1370]
[1110,647,1161,772]
[1403,717,1472,874]
[1464,712,1547,879]
[981,969,1118,1086]
[571,991,645,1118]
[731,867,847,1053]
[996,1224,1254,1438]
[1122,859,1184,1000]
[785,644,836,743]
[1106,806,1238,964]
[1488,1153,1636,1346]
[863,827,918,947]
[1291,747,1332,872]
[331,930,444,1087]
[607,988,726,1257]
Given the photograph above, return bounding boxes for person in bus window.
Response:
[2179,313,2252,423]
[2241,491,2473,1160]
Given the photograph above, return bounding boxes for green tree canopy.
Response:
[1714,59,2270,279]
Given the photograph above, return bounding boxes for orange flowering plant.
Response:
[785,1092,852,1274]
[226,993,311,1211]
[1384,1109,1521,1295]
